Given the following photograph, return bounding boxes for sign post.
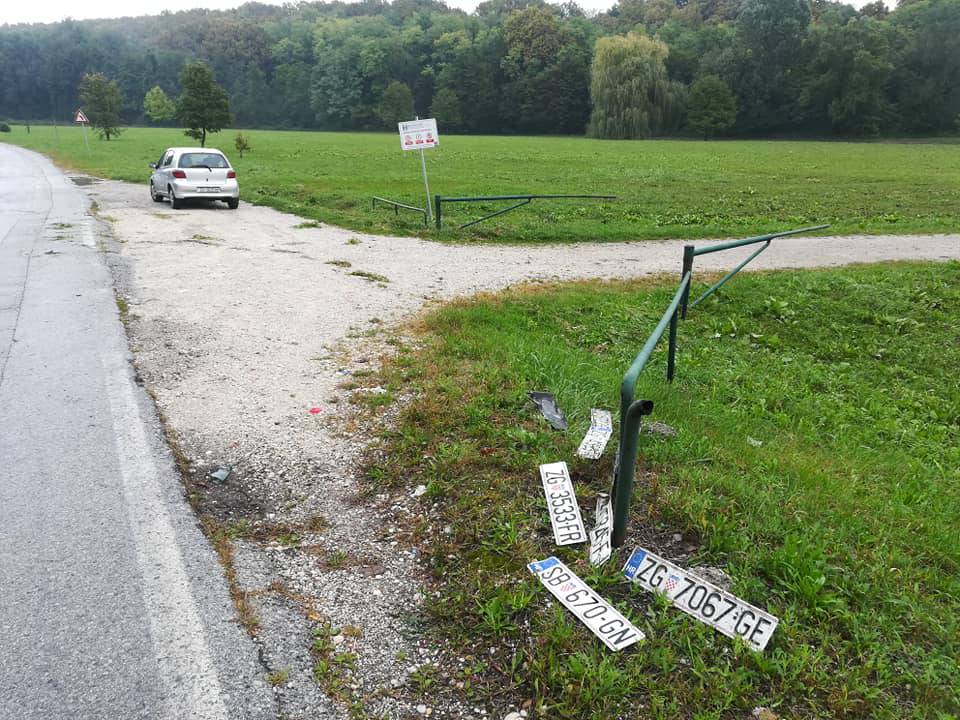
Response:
[398,117,439,223]
[74,108,90,152]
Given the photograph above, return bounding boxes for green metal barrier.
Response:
[372,196,428,225]
[434,194,616,231]
[611,271,691,547]
[680,225,829,318]
[610,224,828,546]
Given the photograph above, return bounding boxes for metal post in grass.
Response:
[611,273,691,547]
[680,244,694,319]
[419,147,432,223]
[435,195,442,231]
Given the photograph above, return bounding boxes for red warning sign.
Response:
[74,109,89,124]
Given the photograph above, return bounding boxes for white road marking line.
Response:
[102,349,229,720]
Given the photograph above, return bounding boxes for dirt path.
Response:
[86,176,959,720]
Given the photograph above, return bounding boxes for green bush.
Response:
[0,123,11,132]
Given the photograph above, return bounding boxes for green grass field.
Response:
[363,262,959,718]
[3,125,960,243]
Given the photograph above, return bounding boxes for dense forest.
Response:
[1,0,958,138]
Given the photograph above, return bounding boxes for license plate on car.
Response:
[196,187,220,193]
[623,547,779,651]
[539,462,587,546]
[529,557,644,651]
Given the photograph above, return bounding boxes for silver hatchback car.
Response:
[149,147,240,209]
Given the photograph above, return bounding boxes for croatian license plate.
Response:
[196,187,219,193]
[529,557,644,651]
[577,409,613,460]
[539,462,587,546]
[589,494,613,567]
[623,547,779,651]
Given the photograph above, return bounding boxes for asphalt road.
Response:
[0,144,276,718]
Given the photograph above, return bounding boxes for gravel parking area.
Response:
[83,175,959,720]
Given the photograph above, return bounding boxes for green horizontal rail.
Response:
[372,196,428,225]
[435,193,616,230]
[692,224,829,256]
[682,224,829,316]
[612,271,691,547]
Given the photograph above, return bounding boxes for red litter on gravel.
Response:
[308,407,322,415]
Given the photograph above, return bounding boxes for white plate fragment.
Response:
[623,547,779,651]
[539,462,587,546]
[589,493,613,567]
[529,556,644,651]
[576,409,613,460]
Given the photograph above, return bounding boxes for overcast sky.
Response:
[2,0,876,26]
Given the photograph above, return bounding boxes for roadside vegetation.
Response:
[4,126,960,242]
[365,261,959,718]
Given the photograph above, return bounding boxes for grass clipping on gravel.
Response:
[367,262,960,719]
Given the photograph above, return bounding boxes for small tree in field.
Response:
[687,75,737,138]
[377,81,415,127]
[79,72,124,140]
[176,62,231,147]
[144,86,176,123]
[234,132,251,158]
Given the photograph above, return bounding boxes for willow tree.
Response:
[588,33,684,139]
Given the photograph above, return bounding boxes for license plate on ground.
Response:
[196,187,220,193]
[539,462,587,546]
[577,409,613,460]
[529,557,644,651]
[623,547,779,651]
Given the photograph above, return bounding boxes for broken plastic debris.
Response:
[527,391,568,431]
[209,466,232,483]
[747,436,763,447]
[336,369,352,376]
[308,407,323,415]
[412,484,428,498]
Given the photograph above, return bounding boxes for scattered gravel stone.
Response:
[645,420,677,437]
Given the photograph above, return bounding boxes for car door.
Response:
[153,150,175,195]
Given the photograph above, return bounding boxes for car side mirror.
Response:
[149,162,157,169]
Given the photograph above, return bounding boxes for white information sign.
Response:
[588,494,613,567]
[529,556,644,651]
[539,461,587,546]
[623,547,779,651]
[576,409,613,460]
[398,118,439,151]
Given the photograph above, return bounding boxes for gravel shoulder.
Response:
[84,175,960,720]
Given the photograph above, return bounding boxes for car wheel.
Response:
[150,182,163,203]
[169,186,183,210]
[226,198,239,210]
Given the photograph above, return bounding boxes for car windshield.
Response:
[178,153,229,169]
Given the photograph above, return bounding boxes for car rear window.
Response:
[178,153,229,169]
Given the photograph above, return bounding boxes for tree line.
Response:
[0,0,958,139]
